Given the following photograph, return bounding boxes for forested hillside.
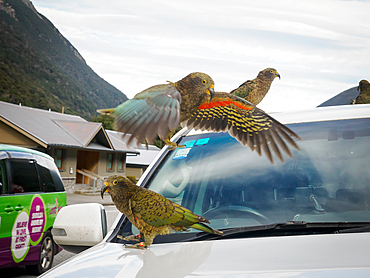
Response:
[0,0,127,119]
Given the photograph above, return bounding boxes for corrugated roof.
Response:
[105,130,139,154]
[0,101,86,146]
[53,120,101,146]
[0,101,136,153]
[126,148,161,166]
[106,130,160,165]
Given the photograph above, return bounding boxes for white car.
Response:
[42,104,370,278]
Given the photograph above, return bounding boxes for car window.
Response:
[140,117,370,232]
[10,160,40,193]
[35,155,65,192]
[0,160,8,194]
[38,164,56,192]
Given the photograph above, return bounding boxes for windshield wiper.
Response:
[338,224,370,233]
[183,221,370,242]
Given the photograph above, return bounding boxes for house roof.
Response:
[126,146,161,166]
[105,130,133,151]
[105,131,161,166]
[0,101,137,153]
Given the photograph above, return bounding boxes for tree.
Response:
[92,114,114,130]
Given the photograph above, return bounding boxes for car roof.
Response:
[187,104,370,136]
[0,144,53,161]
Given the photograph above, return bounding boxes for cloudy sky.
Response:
[32,0,370,112]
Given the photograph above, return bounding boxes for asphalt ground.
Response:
[66,193,114,206]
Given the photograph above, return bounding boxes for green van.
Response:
[0,144,67,274]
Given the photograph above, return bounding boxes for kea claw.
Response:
[118,235,148,249]
[117,234,140,242]
[169,144,185,150]
[124,243,147,249]
[165,139,185,150]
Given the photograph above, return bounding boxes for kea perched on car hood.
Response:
[101,175,223,249]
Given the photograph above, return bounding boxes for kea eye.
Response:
[113,180,118,185]
[202,79,207,84]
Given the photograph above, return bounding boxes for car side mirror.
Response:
[52,203,107,253]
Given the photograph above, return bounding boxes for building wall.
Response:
[126,167,144,181]
[0,121,39,148]
[54,148,77,178]
[50,147,77,194]
[97,152,126,177]
[53,150,128,193]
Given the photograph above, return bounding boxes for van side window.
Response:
[39,165,56,192]
[46,160,65,192]
[10,160,40,193]
[0,160,8,194]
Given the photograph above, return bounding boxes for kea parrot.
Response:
[101,175,223,249]
[230,68,280,105]
[353,80,370,104]
[113,71,300,163]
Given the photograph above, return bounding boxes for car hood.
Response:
[41,232,370,278]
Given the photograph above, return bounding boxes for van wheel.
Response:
[26,231,55,275]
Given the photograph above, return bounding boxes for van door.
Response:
[8,159,43,264]
[0,159,16,267]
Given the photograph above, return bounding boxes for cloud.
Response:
[33,0,370,111]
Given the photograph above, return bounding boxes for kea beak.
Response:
[276,72,281,79]
[208,85,215,101]
[101,182,109,199]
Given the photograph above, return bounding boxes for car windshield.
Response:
[121,117,370,239]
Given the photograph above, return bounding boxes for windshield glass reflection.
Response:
[146,118,370,230]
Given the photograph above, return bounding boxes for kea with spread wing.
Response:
[101,175,223,249]
[113,71,300,163]
[353,80,370,104]
[114,72,215,149]
[230,68,280,105]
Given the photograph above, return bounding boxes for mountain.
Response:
[317,87,358,107]
[0,0,127,119]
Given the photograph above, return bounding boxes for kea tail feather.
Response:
[189,223,223,236]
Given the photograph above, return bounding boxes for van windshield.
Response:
[145,118,370,231]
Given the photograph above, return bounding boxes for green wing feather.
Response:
[113,84,181,145]
[230,79,255,99]
[132,188,208,227]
